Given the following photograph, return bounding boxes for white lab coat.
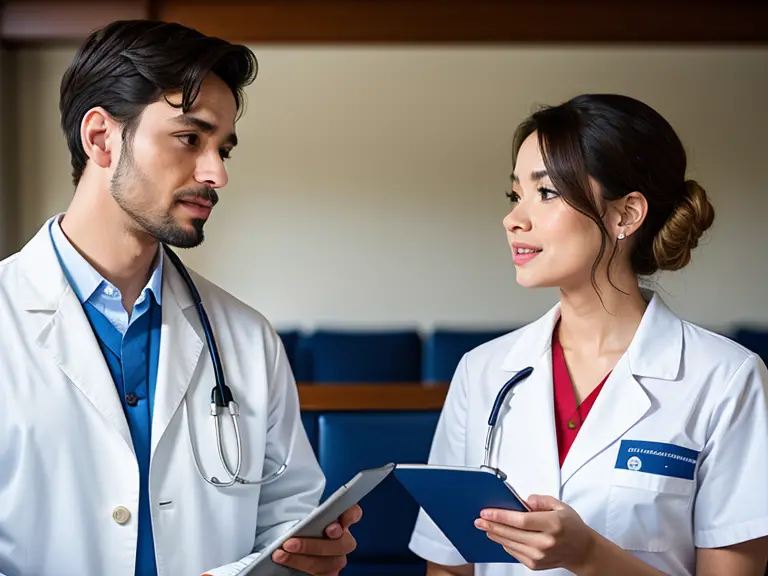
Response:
[410,290,768,576]
[0,220,325,576]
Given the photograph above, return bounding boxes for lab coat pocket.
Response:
[606,469,695,552]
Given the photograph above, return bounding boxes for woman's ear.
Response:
[613,191,648,240]
[80,107,119,170]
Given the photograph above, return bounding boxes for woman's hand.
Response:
[474,494,596,572]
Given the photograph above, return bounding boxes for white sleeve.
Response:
[252,328,325,549]
[694,353,768,548]
[408,354,470,566]
[204,329,325,575]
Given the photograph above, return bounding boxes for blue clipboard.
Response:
[394,464,529,564]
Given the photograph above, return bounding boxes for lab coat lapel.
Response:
[559,292,681,486]
[151,257,204,456]
[559,357,650,486]
[20,220,135,455]
[497,306,562,500]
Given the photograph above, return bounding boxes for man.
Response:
[0,19,360,576]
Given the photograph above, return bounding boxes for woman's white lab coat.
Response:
[0,221,324,576]
[410,291,768,575]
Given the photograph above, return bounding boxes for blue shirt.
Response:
[50,216,162,576]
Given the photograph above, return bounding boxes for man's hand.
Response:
[272,504,363,576]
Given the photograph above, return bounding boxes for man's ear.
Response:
[612,191,648,240]
[80,107,120,169]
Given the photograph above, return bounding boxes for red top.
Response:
[552,329,610,467]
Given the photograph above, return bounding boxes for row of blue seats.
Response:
[300,412,440,574]
[280,328,514,383]
[281,326,768,383]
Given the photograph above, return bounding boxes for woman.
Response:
[409,94,768,575]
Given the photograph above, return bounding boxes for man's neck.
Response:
[60,185,158,312]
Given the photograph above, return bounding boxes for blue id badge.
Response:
[615,440,699,480]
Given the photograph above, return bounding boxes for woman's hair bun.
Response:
[652,179,715,272]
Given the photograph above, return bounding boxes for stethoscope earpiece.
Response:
[483,367,534,470]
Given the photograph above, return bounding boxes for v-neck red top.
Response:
[552,330,611,467]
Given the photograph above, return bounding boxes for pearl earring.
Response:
[618,232,625,240]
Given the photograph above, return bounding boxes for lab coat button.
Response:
[112,506,131,525]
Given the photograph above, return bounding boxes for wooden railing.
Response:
[297,383,449,411]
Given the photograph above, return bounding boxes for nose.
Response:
[503,203,531,234]
[195,151,228,189]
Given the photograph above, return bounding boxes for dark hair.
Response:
[60,20,259,186]
[511,94,715,291]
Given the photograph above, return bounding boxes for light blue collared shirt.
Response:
[49,215,163,333]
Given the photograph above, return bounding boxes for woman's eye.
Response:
[505,190,520,204]
[538,186,560,201]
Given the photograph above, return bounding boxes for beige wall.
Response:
[13,46,768,333]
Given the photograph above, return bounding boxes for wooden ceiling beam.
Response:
[159,0,768,45]
[1,0,766,47]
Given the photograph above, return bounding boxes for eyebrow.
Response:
[173,115,238,147]
[510,170,549,183]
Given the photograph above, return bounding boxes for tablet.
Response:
[241,462,395,575]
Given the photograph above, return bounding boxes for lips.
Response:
[180,198,212,209]
[179,199,213,218]
[512,243,542,266]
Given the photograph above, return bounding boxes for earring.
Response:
[618,232,625,240]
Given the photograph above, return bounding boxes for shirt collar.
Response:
[50,214,163,306]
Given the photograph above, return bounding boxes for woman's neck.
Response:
[557,273,648,358]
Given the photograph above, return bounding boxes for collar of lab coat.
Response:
[17,216,203,458]
[494,287,683,491]
[19,215,194,313]
[500,287,683,382]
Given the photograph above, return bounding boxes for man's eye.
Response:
[178,134,199,147]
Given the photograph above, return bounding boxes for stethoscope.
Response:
[481,366,534,480]
[163,245,292,487]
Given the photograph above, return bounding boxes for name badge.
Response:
[615,440,699,480]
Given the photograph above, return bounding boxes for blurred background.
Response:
[1,1,767,573]
[2,1,767,335]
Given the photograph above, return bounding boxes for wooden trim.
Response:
[297,383,449,411]
[149,0,768,45]
[2,0,766,45]
[1,1,150,46]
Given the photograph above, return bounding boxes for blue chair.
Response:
[317,412,440,572]
[423,329,513,383]
[299,330,422,383]
[300,412,318,454]
[277,329,301,376]
[732,328,768,364]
